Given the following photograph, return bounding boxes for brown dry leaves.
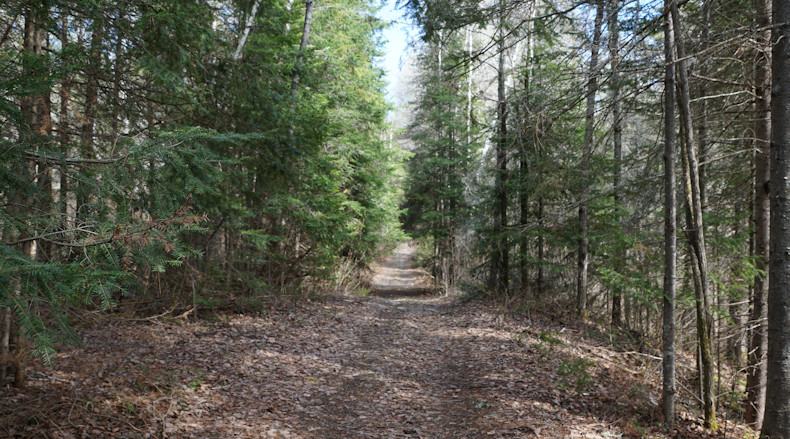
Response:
[1,294,749,438]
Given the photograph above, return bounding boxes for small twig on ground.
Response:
[67,389,79,430]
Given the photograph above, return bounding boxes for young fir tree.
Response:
[403,32,481,292]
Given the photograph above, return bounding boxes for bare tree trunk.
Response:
[466,27,473,146]
[696,2,713,406]
[519,2,535,296]
[76,14,102,231]
[491,0,509,296]
[12,3,52,388]
[761,0,790,436]
[0,308,10,383]
[24,9,53,261]
[59,12,73,253]
[13,259,28,387]
[233,0,262,60]
[697,1,710,215]
[81,20,101,151]
[278,0,316,267]
[609,0,623,327]
[746,0,771,429]
[670,2,716,429]
[111,11,123,139]
[577,0,604,318]
[661,1,677,427]
[291,0,315,98]
[22,6,51,138]
[537,194,544,297]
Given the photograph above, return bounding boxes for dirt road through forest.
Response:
[2,243,729,438]
[369,242,433,298]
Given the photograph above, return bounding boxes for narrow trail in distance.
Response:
[369,242,433,298]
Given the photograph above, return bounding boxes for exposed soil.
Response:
[1,244,748,438]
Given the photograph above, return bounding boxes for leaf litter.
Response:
[1,246,750,438]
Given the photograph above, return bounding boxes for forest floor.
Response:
[2,243,750,438]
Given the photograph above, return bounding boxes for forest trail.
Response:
[2,246,736,438]
[369,242,433,298]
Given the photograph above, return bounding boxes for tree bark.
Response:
[233,0,262,60]
[661,0,677,427]
[670,2,717,429]
[519,2,535,296]
[81,19,101,153]
[577,0,604,318]
[466,26,473,147]
[746,0,771,429]
[608,0,624,328]
[761,0,790,436]
[537,195,544,297]
[13,2,51,388]
[697,1,710,215]
[59,12,73,249]
[0,308,9,383]
[22,6,51,139]
[490,0,509,296]
[291,0,314,98]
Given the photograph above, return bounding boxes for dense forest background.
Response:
[0,0,404,378]
[396,0,788,433]
[3,0,790,436]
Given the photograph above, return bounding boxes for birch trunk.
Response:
[291,0,315,98]
[233,0,262,60]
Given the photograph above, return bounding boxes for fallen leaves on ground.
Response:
[0,293,750,438]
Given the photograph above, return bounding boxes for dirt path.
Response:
[1,245,739,438]
[369,242,432,298]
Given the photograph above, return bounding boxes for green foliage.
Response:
[539,331,563,346]
[402,33,482,288]
[557,357,596,392]
[535,331,563,358]
[0,0,404,362]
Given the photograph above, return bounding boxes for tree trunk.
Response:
[537,194,545,297]
[233,0,262,60]
[466,26,473,146]
[77,14,102,230]
[746,0,771,429]
[761,0,790,436]
[491,0,509,296]
[697,1,710,215]
[519,2,535,296]
[609,0,624,328]
[111,11,123,139]
[58,12,73,256]
[291,0,314,98]
[12,2,51,388]
[670,2,717,429]
[22,5,52,261]
[577,0,604,318]
[81,20,101,153]
[0,308,9,383]
[661,0,677,427]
